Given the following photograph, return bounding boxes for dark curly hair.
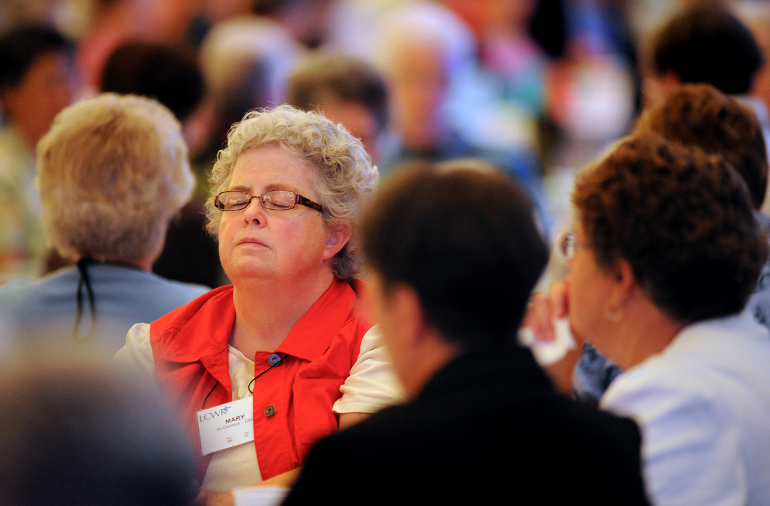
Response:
[573,134,768,324]
[634,83,768,209]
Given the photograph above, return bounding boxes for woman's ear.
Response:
[609,258,637,308]
[323,223,352,260]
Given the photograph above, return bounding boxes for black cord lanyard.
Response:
[74,256,142,341]
[74,256,96,341]
[201,353,288,410]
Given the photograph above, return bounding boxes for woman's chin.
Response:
[225,259,276,283]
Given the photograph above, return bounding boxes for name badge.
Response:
[197,396,254,455]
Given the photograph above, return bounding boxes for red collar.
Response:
[152,285,235,363]
[276,278,358,361]
[152,279,363,363]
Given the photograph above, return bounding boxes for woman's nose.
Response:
[242,196,266,224]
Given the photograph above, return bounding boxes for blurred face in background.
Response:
[0,51,77,148]
[319,99,381,163]
[387,40,449,151]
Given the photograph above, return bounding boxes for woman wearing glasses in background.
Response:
[529,133,770,505]
[116,105,401,502]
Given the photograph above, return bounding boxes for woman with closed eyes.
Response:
[116,105,402,503]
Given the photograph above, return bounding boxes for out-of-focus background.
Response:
[1,0,768,286]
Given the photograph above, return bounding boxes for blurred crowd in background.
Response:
[2,0,770,287]
[4,3,770,504]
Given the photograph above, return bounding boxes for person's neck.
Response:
[230,269,336,359]
[604,296,685,371]
[79,255,153,272]
[401,329,460,400]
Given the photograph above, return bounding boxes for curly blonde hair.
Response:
[37,93,193,261]
[205,104,378,280]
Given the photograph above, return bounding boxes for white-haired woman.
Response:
[0,93,208,355]
[116,105,401,498]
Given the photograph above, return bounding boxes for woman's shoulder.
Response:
[607,313,770,403]
[0,268,80,322]
[601,319,769,506]
[114,323,155,378]
[601,355,711,416]
[149,285,236,359]
[124,270,211,305]
[152,285,233,330]
[600,340,751,434]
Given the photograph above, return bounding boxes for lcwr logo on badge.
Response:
[198,404,230,423]
[197,397,254,455]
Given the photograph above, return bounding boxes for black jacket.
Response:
[283,343,649,505]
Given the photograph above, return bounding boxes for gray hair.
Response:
[205,104,378,280]
[36,93,193,261]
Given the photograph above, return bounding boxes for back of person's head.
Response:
[0,355,197,506]
[287,51,389,133]
[100,41,204,123]
[634,83,768,209]
[361,160,548,345]
[574,133,768,324]
[36,93,194,262]
[650,4,763,95]
[0,24,73,91]
[200,16,303,114]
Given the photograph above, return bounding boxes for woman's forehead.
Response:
[229,145,317,188]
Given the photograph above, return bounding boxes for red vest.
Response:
[150,279,371,481]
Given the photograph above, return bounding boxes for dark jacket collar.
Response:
[416,343,554,403]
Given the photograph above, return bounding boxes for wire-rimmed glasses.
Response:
[559,232,588,261]
[214,190,323,212]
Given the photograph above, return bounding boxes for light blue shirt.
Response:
[0,264,209,356]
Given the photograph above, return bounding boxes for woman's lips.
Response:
[237,237,268,248]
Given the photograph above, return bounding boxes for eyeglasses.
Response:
[214,190,323,212]
[559,232,588,260]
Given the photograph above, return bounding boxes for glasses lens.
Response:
[262,191,296,210]
[217,191,250,211]
[561,233,575,260]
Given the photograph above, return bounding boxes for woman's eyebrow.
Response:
[225,183,305,194]
[264,182,302,194]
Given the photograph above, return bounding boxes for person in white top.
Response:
[533,133,770,505]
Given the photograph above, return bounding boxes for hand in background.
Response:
[523,279,569,343]
[521,280,581,395]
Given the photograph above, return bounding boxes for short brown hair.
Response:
[634,83,768,208]
[573,134,768,323]
[361,161,548,344]
[649,4,762,95]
